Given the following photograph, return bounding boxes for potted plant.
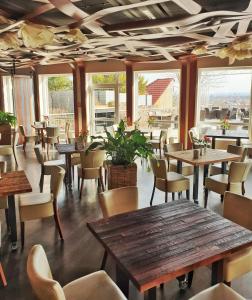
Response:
[220,117,230,134]
[192,135,211,155]
[0,111,17,145]
[86,120,153,189]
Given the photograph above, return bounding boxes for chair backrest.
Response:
[19,125,25,137]
[27,244,66,300]
[50,166,65,199]
[80,150,105,169]
[12,130,18,147]
[188,127,199,143]
[150,158,167,179]
[227,145,247,162]
[0,161,7,173]
[99,186,138,218]
[46,127,59,137]
[34,147,44,165]
[160,130,167,143]
[164,142,183,153]
[224,192,252,231]
[228,162,251,183]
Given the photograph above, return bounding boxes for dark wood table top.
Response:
[87,200,252,292]
[0,171,32,196]
[56,143,86,155]
[166,149,240,166]
[205,129,249,139]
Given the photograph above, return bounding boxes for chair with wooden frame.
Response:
[19,125,38,152]
[0,130,18,167]
[210,145,247,175]
[0,162,9,231]
[18,166,65,248]
[78,150,105,199]
[149,130,167,158]
[222,192,252,286]
[164,143,194,176]
[204,161,251,208]
[150,158,190,206]
[0,223,7,287]
[44,126,60,154]
[99,186,139,269]
[34,146,65,192]
[189,283,245,300]
[27,244,127,300]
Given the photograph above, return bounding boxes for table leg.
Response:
[193,165,199,204]
[212,138,216,149]
[177,160,182,173]
[203,164,209,185]
[116,264,129,297]
[221,162,227,174]
[148,287,156,300]
[65,154,72,190]
[8,194,17,251]
[211,259,223,285]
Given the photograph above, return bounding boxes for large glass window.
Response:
[197,68,252,131]
[134,71,180,140]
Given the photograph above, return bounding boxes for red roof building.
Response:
[147,78,173,105]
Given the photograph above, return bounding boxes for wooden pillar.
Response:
[79,64,87,132]
[0,76,4,111]
[33,68,40,121]
[72,64,80,137]
[179,55,198,149]
[125,62,133,126]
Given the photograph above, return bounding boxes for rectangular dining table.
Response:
[205,129,249,148]
[166,149,241,203]
[0,171,32,250]
[87,200,252,300]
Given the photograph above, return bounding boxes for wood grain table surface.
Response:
[88,200,252,294]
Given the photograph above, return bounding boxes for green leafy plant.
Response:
[220,117,230,130]
[0,111,17,126]
[86,120,153,166]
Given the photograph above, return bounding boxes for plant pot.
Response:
[222,128,226,134]
[107,163,137,190]
[0,123,12,145]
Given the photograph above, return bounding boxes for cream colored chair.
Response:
[210,145,247,175]
[188,127,200,149]
[164,143,193,176]
[222,192,252,285]
[0,130,18,166]
[0,223,7,287]
[34,146,65,192]
[204,162,251,208]
[44,126,60,154]
[19,125,38,152]
[189,283,245,300]
[78,150,105,199]
[0,161,9,230]
[99,186,138,269]
[149,130,167,158]
[27,244,126,300]
[19,166,65,248]
[150,158,190,205]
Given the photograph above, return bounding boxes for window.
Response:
[134,71,180,140]
[197,68,252,131]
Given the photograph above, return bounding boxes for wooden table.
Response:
[87,201,252,300]
[56,144,84,190]
[205,129,249,147]
[166,149,240,203]
[0,171,32,250]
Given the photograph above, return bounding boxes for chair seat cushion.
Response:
[205,175,242,195]
[19,193,54,221]
[63,270,126,300]
[224,246,252,282]
[77,166,100,179]
[156,172,189,192]
[169,162,194,176]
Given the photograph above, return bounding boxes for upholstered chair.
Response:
[189,283,245,300]
[150,158,190,205]
[78,150,105,199]
[204,162,251,208]
[188,127,200,149]
[19,166,65,248]
[222,192,252,285]
[19,125,38,152]
[164,143,193,176]
[149,130,167,158]
[44,126,60,154]
[99,186,139,269]
[27,244,127,300]
[34,146,65,192]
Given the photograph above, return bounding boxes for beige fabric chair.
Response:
[19,125,38,152]
[149,130,167,158]
[0,161,9,230]
[210,145,247,175]
[223,192,252,284]
[78,150,105,199]
[164,143,193,176]
[188,127,200,149]
[0,222,7,287]
[27,244,127,300]
[34,146,65,192]
[0,130,18,166]
[189,283,245,300]
[150,158,190,205]
[99,186,138,269]
[204,162,251,208]
[19,166,65,248]
[44,127,60,154]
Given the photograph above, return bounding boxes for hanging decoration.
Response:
[191,44,208,55]
[62,29,88,43]
[0,32,20,50]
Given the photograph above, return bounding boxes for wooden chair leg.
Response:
[39,172,44,193]
[204,188,208,208]
[100,251,108,270]
[172,192,175,201]
[178,192,181,200]
[150,181,156,206]
[0,263,7,287]
[53,202,64,240]
[72,166,75,181]
[13,149,18,166]
[23,141,26,152]
[21,222,25,249]
[99,168,105,191]
[224,281,231,287]
[221,194,224,202]
[186,189,190,200]
[165,191,168,203]
[242,182,245,195]
[104,169,107,185]
[5,209,10,232]
[187,271,194,288]
[79,178,84,199]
